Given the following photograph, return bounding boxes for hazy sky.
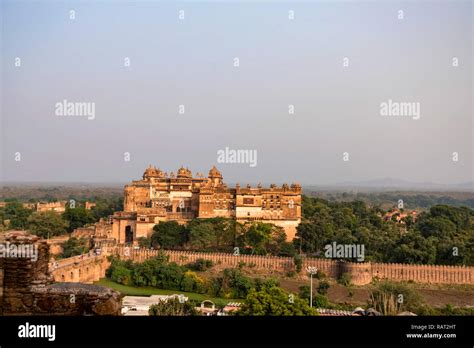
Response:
[1,0,472,186]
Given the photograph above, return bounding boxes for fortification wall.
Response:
[50,254,110,284]
[112,247,474,285]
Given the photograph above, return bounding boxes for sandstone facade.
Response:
[112,165,302,242]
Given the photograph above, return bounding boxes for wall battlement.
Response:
[111,247,474,285]
[47,244,473,286]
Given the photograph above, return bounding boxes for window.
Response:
[243,197,254,205]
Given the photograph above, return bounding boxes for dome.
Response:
[208,166,222,179]
[177,166,192,178]
[143,165,164,179]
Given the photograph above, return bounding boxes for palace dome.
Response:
[208,166,222,179]
[143,165,164,179]
[177,166,192,178]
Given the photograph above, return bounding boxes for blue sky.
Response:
[1,0,472,185]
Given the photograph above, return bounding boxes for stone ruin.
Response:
[0,231,121,316]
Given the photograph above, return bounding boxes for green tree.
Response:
[149,298,198,316]
[27,211,69,238]
[62,207,94,232]
[241,222,288,255]
[187,222,215,250]
[317,280,330,295]
[151,221,187,249]
[60,237,89,258]
[389,231,437,264]
[238,286,318,316]
[293,254,303,273]
[137,237,151,248]
[4,201,33,229]
[368,280,432,315]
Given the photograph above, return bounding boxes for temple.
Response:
[111,165,301,243]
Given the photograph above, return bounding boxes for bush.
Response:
[59,237,89,259]
[238,286,318,316]
[110,264,133,285]
[317,280,330,295]
[337,272,352,286]
[313,294,329,308]
[149,298,198,316]
[137,237,151,248]
[254,278,280,291]
[293,254,303,273]
[180,271,206,293]
[315,270,326,280]
[187,258,214,272]
[209,268,253,299]
[368,280,427,315]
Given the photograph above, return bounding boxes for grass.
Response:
[95,278,242,307]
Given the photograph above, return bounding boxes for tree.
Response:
[137,237,151,248]
[149,298,198,316]
[389,231,437,264]
[187,222,215,250]
[27,211,69,238]
[238,286,318,316]
[368,280,432,315]
[240,222,287,255]
[89,198,123,221]
[3,201,33,229]
[62,207,94,232]
[60,237,89,258]
[151,221,187,249]
[317,280,330,295]
[293,254,303,273]
[187,218,240,252]
[209,268,253,299]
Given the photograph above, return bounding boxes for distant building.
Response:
[383,209,417,223]
[36,201,67,213]
[85,202,96,210]
[111,165,302,243]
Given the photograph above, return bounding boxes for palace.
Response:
[111,165,302,243]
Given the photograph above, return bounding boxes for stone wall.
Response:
[113,247,474,285]
[50,253,110,284]
[0,231,121,316]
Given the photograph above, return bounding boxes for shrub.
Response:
[315,270,326,280]
[149,298,198,316]
[293,254,303,273]
[180,271,204,293]
[137,237,151,248]
[238,286,318,316]
[59,237,89,259]
[313,294,329,308]
[337,272,352,286]
[368,280,427,315]
[317,280,330,295]
[187,258,214,272]
[110,264,133,285]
